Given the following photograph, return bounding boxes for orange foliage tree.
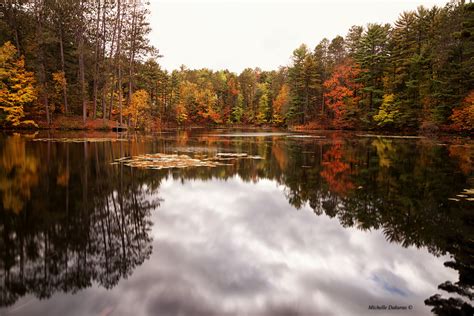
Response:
[449,91,474,132]
[272,84,290,125]
[196,87,221,124]
[177,81,222,125]
[323,58,362,129]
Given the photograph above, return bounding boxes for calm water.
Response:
[0,130,472,316]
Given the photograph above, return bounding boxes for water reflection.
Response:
[0,135,160,307]
[0,131,472,315]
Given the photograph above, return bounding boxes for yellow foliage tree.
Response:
[175,101,188,125]
[373,94,400,127]
[0,42,37,127]
[52,71,67,113]
[124,89,151,128]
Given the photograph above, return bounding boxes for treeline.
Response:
[0,1,473,132]
[159,1,474,132]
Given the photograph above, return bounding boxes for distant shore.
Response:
[0,115,471,138]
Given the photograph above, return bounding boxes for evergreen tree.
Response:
[288,44,321,124]
[356,23,391,125]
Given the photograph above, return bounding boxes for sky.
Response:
[148,0,450,72]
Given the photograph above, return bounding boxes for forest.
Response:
[0,0,473,132]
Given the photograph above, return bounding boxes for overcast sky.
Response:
[148,0,450,72]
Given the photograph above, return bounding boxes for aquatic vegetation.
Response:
[32,138,127,143]
[213,153,263,160]
[356,134,425,139]
[114,153,223,169]
[448,188,474,202]
[286,135,326,138]
[114,152,263,170]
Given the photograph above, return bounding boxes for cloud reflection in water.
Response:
[7,176,455,316]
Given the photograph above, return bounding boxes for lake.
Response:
[0,130,472,316]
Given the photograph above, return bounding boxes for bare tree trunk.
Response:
[7,2,21,57]
[75,1,87,124]
[59,29,69,114]
[101,0,107,122]
[92,0,101,119]
[79,35,86,124]
[116,0,123,126]
[43,88,50,125]
[35,0,50,124]
[102,90,106,122]
[107,0,120,120]
[321,89,325,115]
[127,2,138,108]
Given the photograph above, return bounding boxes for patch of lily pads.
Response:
[33,138,127,143]
[356,134,425,139]
[448,188,474,202]
[214,153,263,160]
[286,135,326,139]
[113,154,222,169]
[113,152,263,170]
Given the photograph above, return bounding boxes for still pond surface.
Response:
[0,130,472,316]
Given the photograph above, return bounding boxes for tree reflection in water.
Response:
[0,135,160,307]
[0,131,472,315]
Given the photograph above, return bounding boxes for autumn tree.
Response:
[225,75,240,123]
[124,89,151,129]
[256,83,270,124]
[373,94,401,128]
[238,68,258,123]
[449,90,474,132]
[0,42,37,127]
[196,86,221,124]
[272,84,290,125]
[51,71,67,113]
[323,59,362,129]
[231,93,244,123]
